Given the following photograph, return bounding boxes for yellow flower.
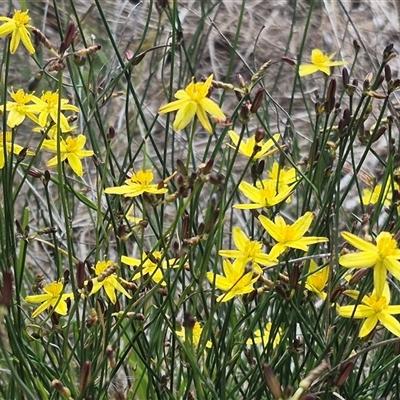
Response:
[219,226,278,274]
[3,89,42,128]
[361,179,397,208]
[246,322,282,348]
[104,169,168,198]
[175,321,212,348]
[339,231,400,297]
[25,281,73,318]
[206,259,259,302]
[267,161,297,188]
[158,74,226,134]
[0,10,35,54]
[31,91,80,133]
[233,179,294,210]
[267,162,298,204]
[121,251,179,286]
[86,260,132,304]
[42,134,94,177]
[299,49,346,77]
[305,260,328,300]
[337,283,400,338]
[0,131,35,168]
[228,130,280,160]
[258,212,328,257]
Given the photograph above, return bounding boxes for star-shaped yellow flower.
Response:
[337,283,400,338]
[246,322,282,348]
[31,91,80,133]
[339,231,400,297]
[0,131,35,168]
[104,169,168,198]
[25,281,73,318]
[86,259,132,305]
[258,212,328,257]
[175,321,212,348]
[0,9,35,54]
[206,259,259,302]
[158,74,226,134]
[305,260,328,300]
[42,134,94,177]
[219,226,278,274]
[299,49,346,77]
[3,89,43,128]
[122,251,179,286]
[233,179,294,210]
[228,130,280,160]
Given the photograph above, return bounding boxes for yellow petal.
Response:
[67,153,83,177]
[9,30,21,54]
[20,27,35,54]
[258,215,283,243]
[339,252,379,268]
[341,232,377,252]
[196,104,212,133]
[379,313,400,337]
[199,97,225,119]
[158,99,188,114]
[299,64,319,77]
[359,316,378,337]
[173,101,196,131]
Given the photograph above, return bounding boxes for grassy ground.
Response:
[1,0,400,399]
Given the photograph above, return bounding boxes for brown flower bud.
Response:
[32,28,53,50]
[342,67,350,86]
[59,22,76,55]
[263,365,283,400]
[250,88,264,113]
[79,361,92,394]
[336,361,354,386]
[51,380,71,398]
[76,261,86,290]
[0,270,13,307]
[383,43,396,63]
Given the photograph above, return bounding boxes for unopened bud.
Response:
[250,88,264,113]
[383,43,396,63]
[76,261,86,290]
[59,22,76,55]
[51,380,72,398]
[27,71,43,92]
[75,44,102,57]
[0,270,13,307]
[263,365,283,400]
[236,73,246,88]
[336,361,354,387]
[107,126,116,141]
[79,361,92,394]
[385,64,392,82]
[342,67,350,86]
[32,28,53,50]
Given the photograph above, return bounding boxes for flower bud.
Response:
[27,71,43,92]
[79,361,92,394]
[250,88,264,113]
[263,365,283,400]
[385,64,392,82]
[51,380,72,399]
[0,270,13,307]
[342,67,350,86]
[32,28,53,50]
